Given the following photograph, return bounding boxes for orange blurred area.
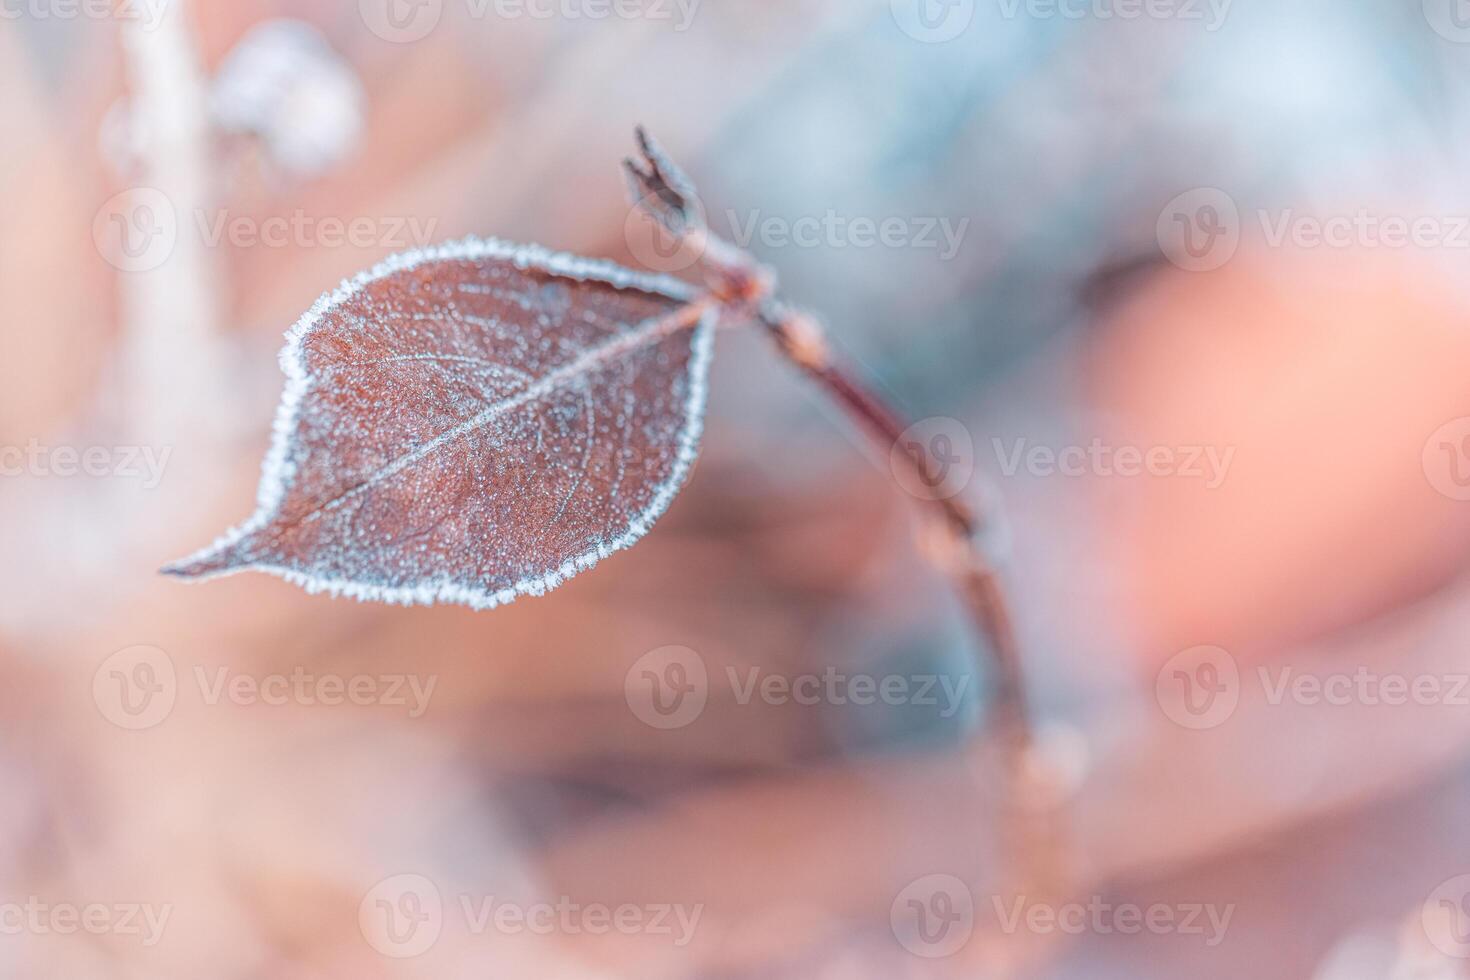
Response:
[1088,247,1470,664]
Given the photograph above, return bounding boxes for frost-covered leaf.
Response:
[165,237,716,609]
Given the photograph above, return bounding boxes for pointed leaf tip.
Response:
[160,538,250,579]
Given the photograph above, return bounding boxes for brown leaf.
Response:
[165,237,716,609]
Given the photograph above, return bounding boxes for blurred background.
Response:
[5,0,1470,975]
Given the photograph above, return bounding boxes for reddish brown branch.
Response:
[625,127,1029,737]
[756,302,1028,737]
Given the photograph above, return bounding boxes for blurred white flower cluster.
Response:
[102,19,363,183]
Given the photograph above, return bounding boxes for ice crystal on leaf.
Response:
[164,237,716,609]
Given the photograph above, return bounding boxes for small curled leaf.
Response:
[165,236,716,609]
[623,125,703,241]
